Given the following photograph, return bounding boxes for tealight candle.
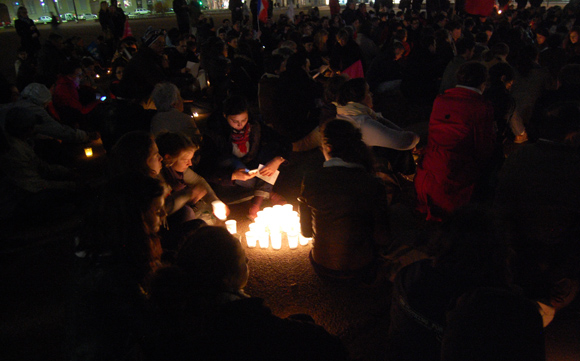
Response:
[288,231,299,249]
[245,231,257,248]
[225,220,237,234]
[211,200,227,221]
[84,147,93,157]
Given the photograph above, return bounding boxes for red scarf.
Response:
[231,122,251,154]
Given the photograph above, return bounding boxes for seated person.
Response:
[150,82,201,142]
[415,62,495,221]
[52,59,102,128]
[109,130,227,225]
[198,95,291,219]
[336,78,419,175]
[442,287,545,361]
[387,207,512,361]
[67,172,165,360]
[156,131,227,247]
[149,226,349,361]
[3,83,99,144]
[0,107,82,221]
[300,119,390,280]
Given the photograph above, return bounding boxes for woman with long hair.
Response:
[300,119,390,280]
[67,172,166,360]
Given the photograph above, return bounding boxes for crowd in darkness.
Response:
[2,0,580,359]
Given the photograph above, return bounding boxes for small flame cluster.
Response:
[243,205,311,250]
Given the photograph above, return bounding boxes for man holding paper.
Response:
[198,95,291,219]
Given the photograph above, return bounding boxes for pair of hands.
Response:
[231,157,284,181]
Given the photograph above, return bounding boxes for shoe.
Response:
[269,192,287,206]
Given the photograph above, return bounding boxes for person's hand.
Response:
[260,157,284,177]
[232,168,256,181]
[189,185,207,203]
[181,67,191,73]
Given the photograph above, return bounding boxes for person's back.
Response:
[300,119,389,279]
[415,62,495,221]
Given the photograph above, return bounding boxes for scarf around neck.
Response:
[231,122,251,154]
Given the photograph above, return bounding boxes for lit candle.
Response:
[282,204,293,213]
[95,74,100,79]
[245,231,257,248]
[207,80,210,87]
[271,231,282,250]
[193,112,199,118]
[84,147,93,157]
[299,234,311,246]
[225,220,237,234]
[288,231,299,249]
[211,200,227,221]
[258,231,269,249]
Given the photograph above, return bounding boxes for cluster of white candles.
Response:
[224,205,312,250]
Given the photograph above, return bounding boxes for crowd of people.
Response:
[2,0,580,359]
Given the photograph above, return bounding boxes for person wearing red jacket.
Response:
[52,59,101,127]
[415,62,495,221]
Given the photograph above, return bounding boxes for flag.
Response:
[257,0,268,23]
[464,0,494,17]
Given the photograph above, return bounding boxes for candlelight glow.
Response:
[244,205,311,250]
[226,220,237,234]
[193,112,199,117]
[95,74,100,79]
[212,200,227,220]
[84,147,93,157]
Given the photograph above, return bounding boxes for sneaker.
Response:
[269,192,287,206]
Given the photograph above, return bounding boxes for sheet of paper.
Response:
[249,164,280,185]
[186,61,200,77]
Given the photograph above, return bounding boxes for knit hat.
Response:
[20,83,52,106]
[142,26,166,48]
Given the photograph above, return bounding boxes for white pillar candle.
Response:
[288,231,299,249]
[225,220,237,234]
[211,201,227,221]
[245,231,257,248]
[258,231,269,249]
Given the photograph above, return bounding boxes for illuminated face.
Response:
[171,149,196,173]
[177,40,188,54]
[226,111,249,131]
[147,142,163,176]
[144,196,165,234]
[115,66,124,81]
[570,31,579,44]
